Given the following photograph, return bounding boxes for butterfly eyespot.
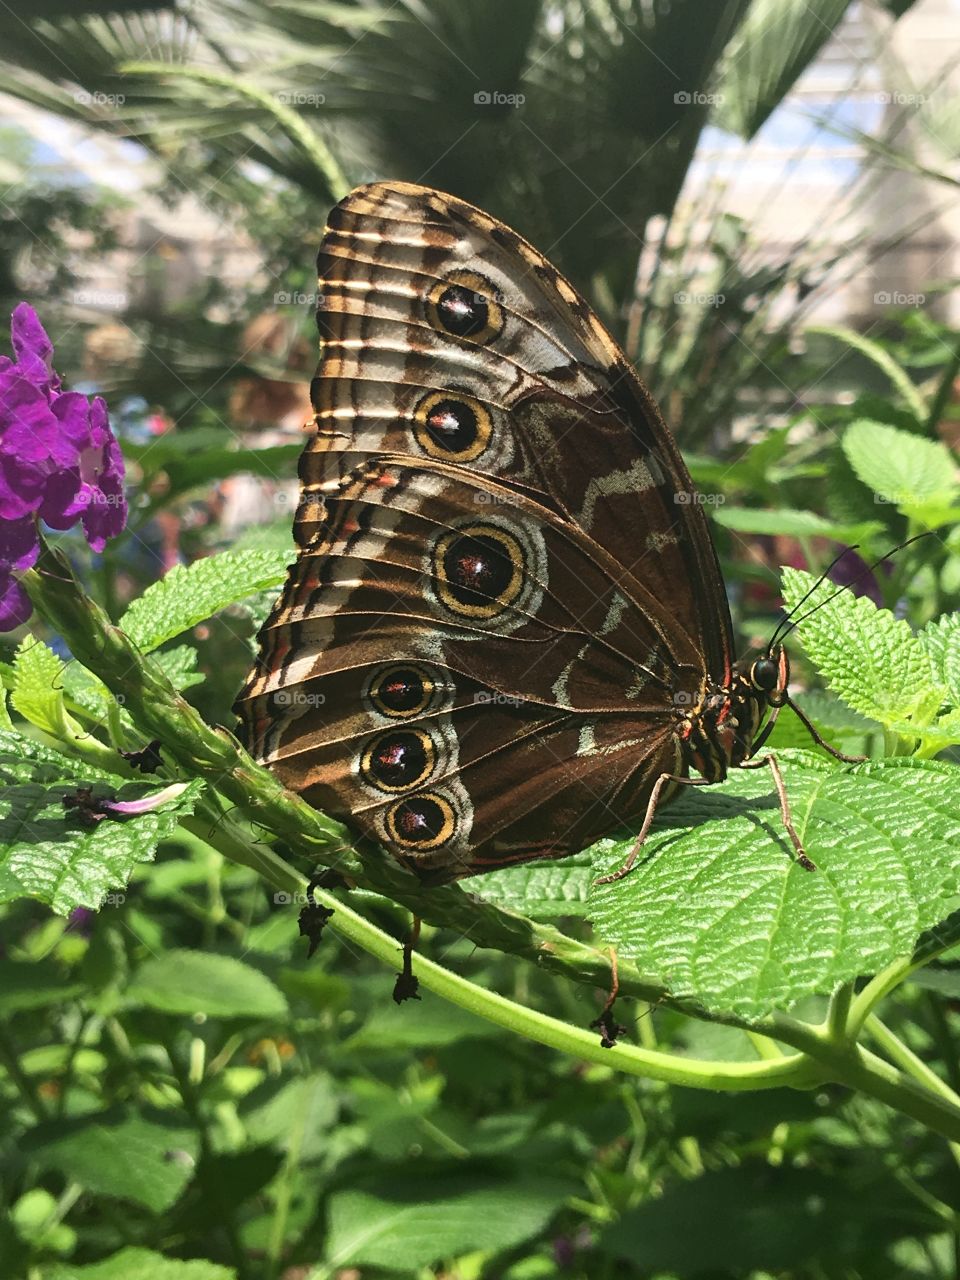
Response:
[412,391,493,462]
[361,728,436,793]
[433,523,525,619]
[385,792,456,850]
[751,658,779,692]
[425,270,504,344]
[366,663,442,719]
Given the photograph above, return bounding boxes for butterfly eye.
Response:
[433,523,524,619]
[751,658,780,693]
[385,792,456,850]
[367,664,440,718]
[426,270,505,344]
[361,728,436,793]
[413,391,493,462]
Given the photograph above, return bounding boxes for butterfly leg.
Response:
[784,695,867,763]
[590,948,627,1048]
[393,917,422,1004]
[740,752,816,871]
[594,773,712,885]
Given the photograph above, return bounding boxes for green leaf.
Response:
[588,755,960,1018]
[126,950,288,1019]
[45,1249,236,1280]
[462,855,592,919]
[0,960,84,1014]
[59,661,127,724]
[713,506,881,543]
[325,1167,576,1270]
[905,966,960,998]
[781,567,946,735]
[11,637,71,738]
[918,613,960,706]
[598,1164,907,1272]
[119,548,293,653]
[842,420,957,508]
[240,1073,338,1158]
[344,1001,501,1053]
[716,0,853,139]
[152,644,205,692]
[0,731,203,915]
[899,500,960,532]
[162,442,301,495]
[24,1109,199,1213]
[121,426,237,473]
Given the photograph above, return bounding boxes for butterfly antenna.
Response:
[768,546,858,648]
[775,532,932,643]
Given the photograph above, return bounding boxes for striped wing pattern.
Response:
[235,182,736,878]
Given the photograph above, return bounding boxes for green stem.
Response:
[24,548,682,1009]
[291,874,816,1092]
[865,1014,960,1166]
[21,543,960,1136]
[758,1012,960,1141]
[826,981,854,1043]
[848,952,944,1040]
[120,62,350,199]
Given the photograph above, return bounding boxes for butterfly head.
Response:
[745,642,789,708]
[716,643,791,770]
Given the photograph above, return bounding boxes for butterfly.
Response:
[235,181,855,885]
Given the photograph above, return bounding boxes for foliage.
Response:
[1,3,960,1278]
[0,330,959,1274]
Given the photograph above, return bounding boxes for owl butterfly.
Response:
[235,181,854,885]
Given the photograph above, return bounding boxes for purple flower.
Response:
[0,516,40,629]
[828,546,887,608]
[63,782,190,825]
[0,571,32,631]
[0,304,128,628]
[10,302,61,394]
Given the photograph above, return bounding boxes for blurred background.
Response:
[2,3,960,1277]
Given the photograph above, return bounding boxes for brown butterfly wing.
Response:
[235,181,732,876]
[313,182,734,682]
